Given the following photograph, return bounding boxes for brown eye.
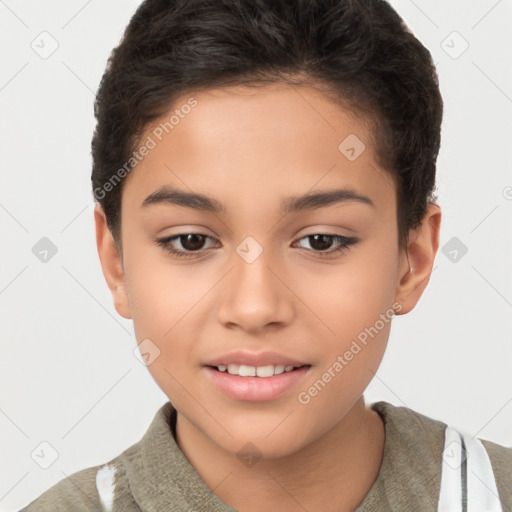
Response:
[156,233,218,259]
[295,234,358,257]
[307,234,335,251]
[178,234,207,251]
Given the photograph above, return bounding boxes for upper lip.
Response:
[204,350,309,368]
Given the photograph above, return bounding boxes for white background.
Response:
[1,0,511,510]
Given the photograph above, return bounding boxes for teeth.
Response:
[217,364,300,377]
[238,364,256,377]
[274,365,285,375]
[227,364,239,375]
[256,365,274,378]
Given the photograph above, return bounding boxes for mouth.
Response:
[204,363,312,402]
[208,363,308,378]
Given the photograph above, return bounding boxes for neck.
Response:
[176,396,385,512]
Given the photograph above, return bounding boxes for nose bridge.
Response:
[217,237,293,332]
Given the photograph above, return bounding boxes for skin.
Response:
[94,83,441,511]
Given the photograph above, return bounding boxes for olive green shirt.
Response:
[20,401,512,511]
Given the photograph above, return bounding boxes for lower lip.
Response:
[204,366,311,402]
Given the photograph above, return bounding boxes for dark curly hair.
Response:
[91,0,443,252]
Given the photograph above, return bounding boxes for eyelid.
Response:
[292,234,358,256]
[156,231,359,259]
[156,232,219,257]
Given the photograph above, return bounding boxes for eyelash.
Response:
[155,233,358,259]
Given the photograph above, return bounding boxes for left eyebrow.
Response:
[281,188,375,213]
[140,185,375,213]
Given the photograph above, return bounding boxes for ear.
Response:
[394,203,441,315]
[94,204,132,319]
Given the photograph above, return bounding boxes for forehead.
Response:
[122,83,394,215]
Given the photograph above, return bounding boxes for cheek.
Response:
[125,230,399,352]
[124,241,209,335]
[124,228,398,388]
[294,281,394,438]
[292,241,397,401]
[122,247,204,380]
[294,242,399,338]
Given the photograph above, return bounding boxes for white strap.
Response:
[438,426,463,512]
[96,463,117,512]
[438,426,502,512]
[464,432,503,512]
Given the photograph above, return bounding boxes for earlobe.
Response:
[93,204,132,320]
[394,203,441,315]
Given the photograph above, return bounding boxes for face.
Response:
[108,83,409,458]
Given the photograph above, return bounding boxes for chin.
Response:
[214,418,314,460]
[224,434,308,463]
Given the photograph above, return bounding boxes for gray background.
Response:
[1,0,511,510]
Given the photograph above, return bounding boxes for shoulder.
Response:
[19,402,176,512]
[368,401,447,509]
[480,438,512,508]
[19,463,108,511]
[369,401,511,509]
[481,436,512,473]
[370,400,448,455]
[19,455,141,512]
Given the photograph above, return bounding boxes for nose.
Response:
[216,246,294,335]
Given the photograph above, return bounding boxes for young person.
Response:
[21,0,511,510]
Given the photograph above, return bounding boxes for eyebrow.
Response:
[141,185,375,214]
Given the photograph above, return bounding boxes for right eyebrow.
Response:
[141,186,226,213]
